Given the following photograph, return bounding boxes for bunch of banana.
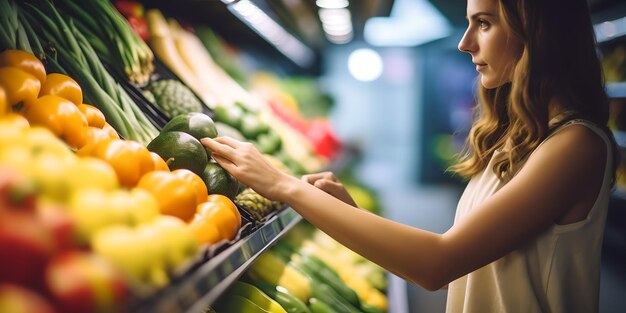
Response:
[235,188,283,221]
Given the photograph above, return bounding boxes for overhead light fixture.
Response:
[227,0,315,67]
[316,0,349,9]
[316,1,353,44]
[364,0,451,47]
[594,16,626,43]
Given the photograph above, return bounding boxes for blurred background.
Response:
[139,0,626,311]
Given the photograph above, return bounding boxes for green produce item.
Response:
[246,276,312,313]
[145,79,203,119]
[194,27,248,86]
[272,243,360,308]
[254,130,282,154]
[215,121,246,141]
[240,113,270,139]
[214,104,244,128]
[247,251,312,302]
[18,0,159,144]
[300,254,360,307]
[147,131,208,176]
[141,89,156,104]
[56,0,155,85]
[214,294,271,313]
[360,303,386,313]
[283,257,360,313]
[308,298,335,313]
[235,188,283,221]
[201,161,239,199]
[161,112,218,141]
[228,281,287,313]
[309,282,361,313]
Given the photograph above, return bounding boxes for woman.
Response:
[202,0,618,311]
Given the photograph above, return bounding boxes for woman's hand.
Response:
[201,137,295,201]
[302,172,357,207]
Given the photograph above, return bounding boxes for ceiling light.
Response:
[348,48,383,81]
[364,0,451,47]
[230,0,315,67]
[316,0,349,9]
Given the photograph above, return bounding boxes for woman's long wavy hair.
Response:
[451,0,610,181]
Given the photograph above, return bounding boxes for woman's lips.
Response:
[475,64,487,71]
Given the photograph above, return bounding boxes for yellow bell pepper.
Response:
[0,67,41,111]
[77,139,155,187]
[77,103,106,128]
[188,195,240,245]
[150,152,169,172]
[82,126,113,147]
[0,112,29,129]
[69,187,159,244]
[0,49,47,85]
[136,170,198,222]
[39,73,83,106]
[172,169,207,205]
[102,123,120,139]
[22,95,88,149]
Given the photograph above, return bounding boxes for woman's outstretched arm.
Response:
[201,125,606,290]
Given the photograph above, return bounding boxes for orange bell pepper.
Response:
[23,95,88,149]
[206,194,241,229]
[172,169,208,204]
[0,67,41,110]
[189,196,240,245]
[137,170,198,221]
[77,138,154,187]
[0,49,46,85]
[0,86,6,115]
[150,152,169,172]
[102,123,120,139]
[77,103,106,128]
[39,73,83,106]
[83,126,115,147]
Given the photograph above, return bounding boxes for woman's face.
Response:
[458,0,523,89]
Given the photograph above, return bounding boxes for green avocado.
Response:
[201,161,239,199]
[147,131,208,176]
[214,105,244,128]
[161,112,218,141]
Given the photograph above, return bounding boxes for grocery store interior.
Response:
[1,0,625,312]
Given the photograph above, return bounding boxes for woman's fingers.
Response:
[302,171,337,184]
[211,153,237,171]
[201,137,238,157]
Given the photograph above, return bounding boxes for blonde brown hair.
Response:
[451,0,610,180]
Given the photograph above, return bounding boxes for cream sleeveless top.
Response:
[446,120,614,313]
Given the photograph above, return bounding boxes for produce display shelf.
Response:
[134,208,302,313]
[607,82,626,99]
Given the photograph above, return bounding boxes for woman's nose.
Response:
[458,29,475,53]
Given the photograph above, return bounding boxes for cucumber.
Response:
[308,298,335,313]
[246,276,312,313]
[214,294,271,313]
[229,281,287,313]
[299,254,361,308]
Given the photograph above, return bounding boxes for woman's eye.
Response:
[478,19,490,29]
